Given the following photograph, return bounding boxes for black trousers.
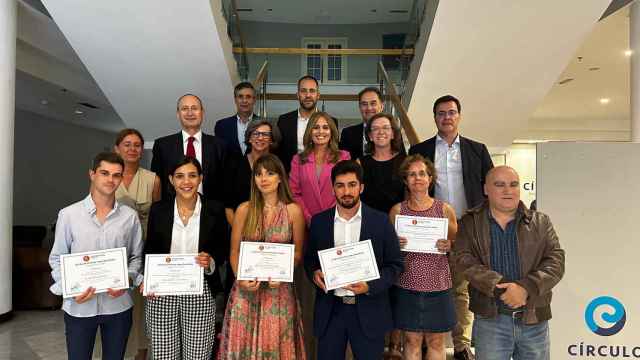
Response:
[317,301,384,360]
[64,308,132,360]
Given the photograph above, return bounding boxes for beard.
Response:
[337,195,359,209]
[299,98,317,111]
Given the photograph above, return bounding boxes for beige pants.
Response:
[450,255,473,352]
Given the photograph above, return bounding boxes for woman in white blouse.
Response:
[142,156,229,359]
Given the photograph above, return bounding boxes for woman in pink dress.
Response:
[218,154,307,359]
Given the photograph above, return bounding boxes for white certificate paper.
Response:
[318,240,380,291]
[238,242,295,282]
[143,254,203,296]
[395,215,448,254]
[60,247,129,298]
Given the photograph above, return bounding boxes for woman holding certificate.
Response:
[143,157,229,360]
[289,111,350,226]
[388,154,458,360]
[218,154,306,359]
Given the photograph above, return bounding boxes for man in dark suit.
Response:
[409,94,493,360]
[151,93,229,204]
[276,75,337,173]
[214,82,258,156]
[339,87,405,160]
[304,160,403,360]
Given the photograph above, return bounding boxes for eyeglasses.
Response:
[371,126,392,133]
[436,110,459,118]
[251,131,272,139]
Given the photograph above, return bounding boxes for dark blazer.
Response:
[275,110,338,173]
[143,198,229,294]
[304,204,403,339]
[214,115,261,155]
[339,122,407,160]
[409,135,493,209]
[151,132,229,205]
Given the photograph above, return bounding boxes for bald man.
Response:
[454,166,565,360]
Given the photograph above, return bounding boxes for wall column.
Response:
[0,0,17,320]
[631,1,640,141]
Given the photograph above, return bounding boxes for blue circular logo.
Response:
[584,296,626,336]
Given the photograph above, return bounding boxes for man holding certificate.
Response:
[304,160,403,360]
[48,152,144,360]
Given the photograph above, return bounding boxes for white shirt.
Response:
[333,203,363,297]
[170,196,215,273]
[181,130,203,194]
[236,114,253,155]
[297,110,311,152]
[170,196,202,254]
[434,134,468,218]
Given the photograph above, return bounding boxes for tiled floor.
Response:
[0,310,136,360]
[0,310,463,359]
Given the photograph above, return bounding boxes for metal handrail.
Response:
[377,61,420,146]
[233,47,415,56]
[253,61,269,118]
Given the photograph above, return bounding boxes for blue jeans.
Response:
[473,314,549,360]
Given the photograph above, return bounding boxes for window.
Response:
[302,38,347,84]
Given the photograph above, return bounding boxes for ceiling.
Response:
[234,0,414,24]
[527,4,630,140]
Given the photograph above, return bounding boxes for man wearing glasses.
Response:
[275,75,338,173]
[409,94,493,360]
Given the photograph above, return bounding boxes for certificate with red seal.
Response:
[143,254,203,296]
[61,247,129,298]
[237,242,295,282]
[318,240,380,291]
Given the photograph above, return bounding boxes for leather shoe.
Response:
[453,347,475,360]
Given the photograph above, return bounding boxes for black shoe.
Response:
[453,347,475,360]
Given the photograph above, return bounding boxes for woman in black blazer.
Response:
[143,157,229,360]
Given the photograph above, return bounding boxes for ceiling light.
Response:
[599,98,610,105]
[40,100,48,105]
[625,49,633,56]
[74,109,84,115]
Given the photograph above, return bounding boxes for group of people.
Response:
[48,74,565,360]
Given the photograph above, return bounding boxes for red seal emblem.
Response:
[259,245,264,251]
[83,255,90,262]
[336,249,342,256]
[165,257,171,263]
[412,219,418,225]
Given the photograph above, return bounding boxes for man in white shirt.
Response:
[276,75,338,172]
[409,95,494,360]
[49,152,143,360]
[305,160,403,360]
[214,82,259,155]
[151,93,229,204]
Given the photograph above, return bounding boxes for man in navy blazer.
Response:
[304,160,403,360]
[151,93,229,205]
[214,82,258,156]
[408,94,493,360]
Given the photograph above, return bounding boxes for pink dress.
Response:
[218,203,306,360]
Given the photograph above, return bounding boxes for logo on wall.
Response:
[585,296,626,336]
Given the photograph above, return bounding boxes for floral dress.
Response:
[218,202,306,359]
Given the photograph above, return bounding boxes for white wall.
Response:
[13,109,116,226]
[537,142,640,358]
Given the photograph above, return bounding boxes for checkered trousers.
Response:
[145,279,216,360]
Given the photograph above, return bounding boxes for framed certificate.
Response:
[237,242,295,282]
[143,254,203,296]
[318,240,380,291]
[60,247,129,298]
[395,215,448,254]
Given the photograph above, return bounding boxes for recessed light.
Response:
[74,109,84,115]
[599,98,610,105]
[625,49,633,56]
[40,100,48,105]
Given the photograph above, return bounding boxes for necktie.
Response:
[186,136,196,158]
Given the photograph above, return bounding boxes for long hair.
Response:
[364,113,404,155]
[299,111,340,164]
[242,154,294,238]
